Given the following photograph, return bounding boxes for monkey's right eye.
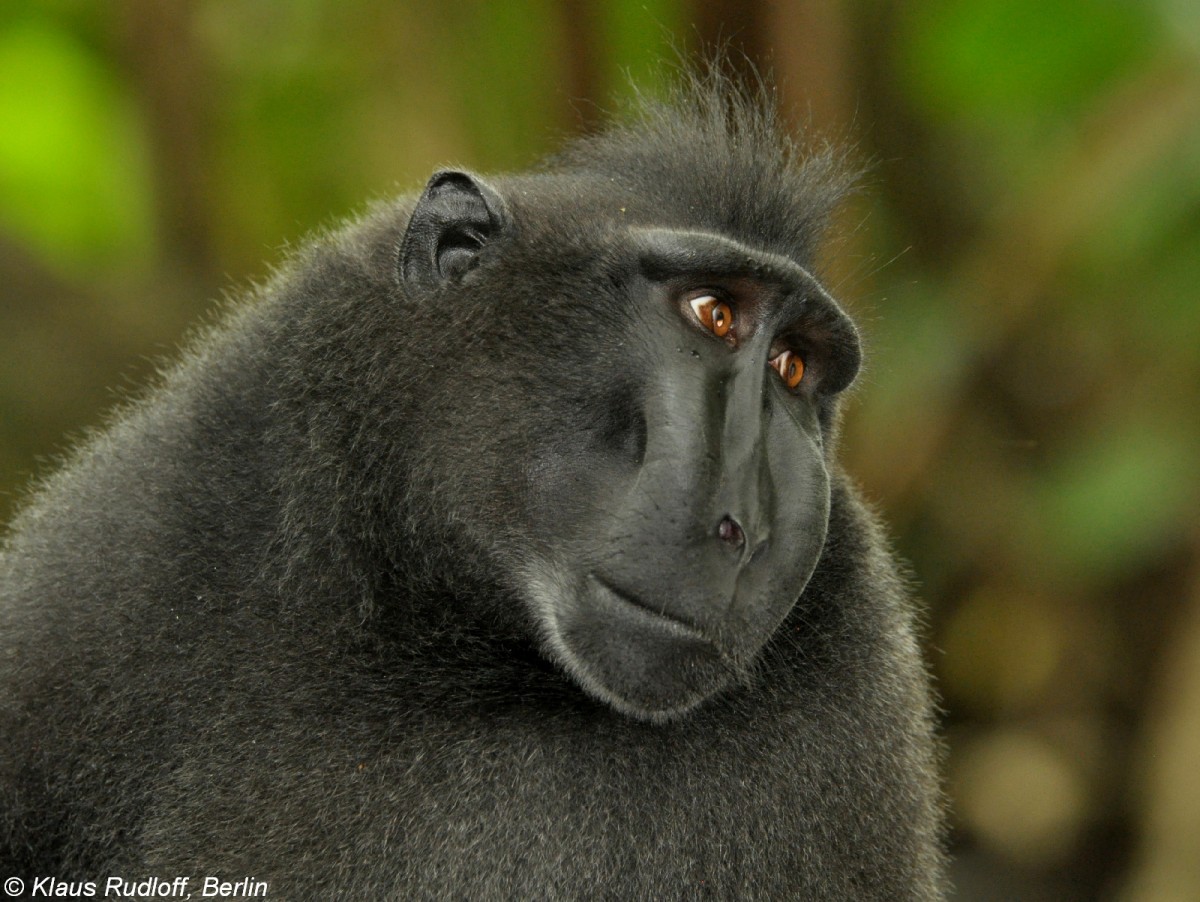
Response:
[689,295,734,339]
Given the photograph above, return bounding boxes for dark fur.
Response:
[1,74,945,898]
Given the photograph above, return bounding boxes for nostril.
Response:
[716,515,745,549]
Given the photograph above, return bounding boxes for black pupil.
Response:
[713,307,724,327]
[788,361,796,379]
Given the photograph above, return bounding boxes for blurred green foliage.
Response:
[2,1,1199,899]
[901,0,1154,122]
[0,20,153,270]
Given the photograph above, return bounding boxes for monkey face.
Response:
[399,172,861,722]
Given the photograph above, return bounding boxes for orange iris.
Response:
[770,349,805,389]
[689,296,733,339]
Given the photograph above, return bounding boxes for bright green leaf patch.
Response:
[898,0,1156,123]
[1026,421,1198,584]
[0,22,154,271]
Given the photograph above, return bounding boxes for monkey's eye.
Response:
[769,349,805,390]
[689,295,734,339]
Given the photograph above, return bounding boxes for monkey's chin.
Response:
[549,575,736,723]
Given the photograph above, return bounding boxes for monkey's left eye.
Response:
[689,295,734,339]
[769,349,806,390]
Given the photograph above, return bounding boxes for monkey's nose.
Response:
[716,514,770,566]
[716,514,745,549]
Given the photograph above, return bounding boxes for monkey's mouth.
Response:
[548,573,734,722]
[589,575,706,638]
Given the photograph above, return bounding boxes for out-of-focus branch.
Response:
[557,0,604,131]
[120,0,218,283]
[1120,530,1200,901]
[691,0,769,78]
[768,2,854,137]
[764,2,864,300]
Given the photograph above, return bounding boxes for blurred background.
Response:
[1,1,1198,898]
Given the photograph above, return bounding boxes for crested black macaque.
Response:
[0,73,945,898]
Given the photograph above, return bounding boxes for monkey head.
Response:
[396,160,860,723]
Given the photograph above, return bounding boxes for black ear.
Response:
[399,170,509,292]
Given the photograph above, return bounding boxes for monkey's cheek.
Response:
[553,579,734,721]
